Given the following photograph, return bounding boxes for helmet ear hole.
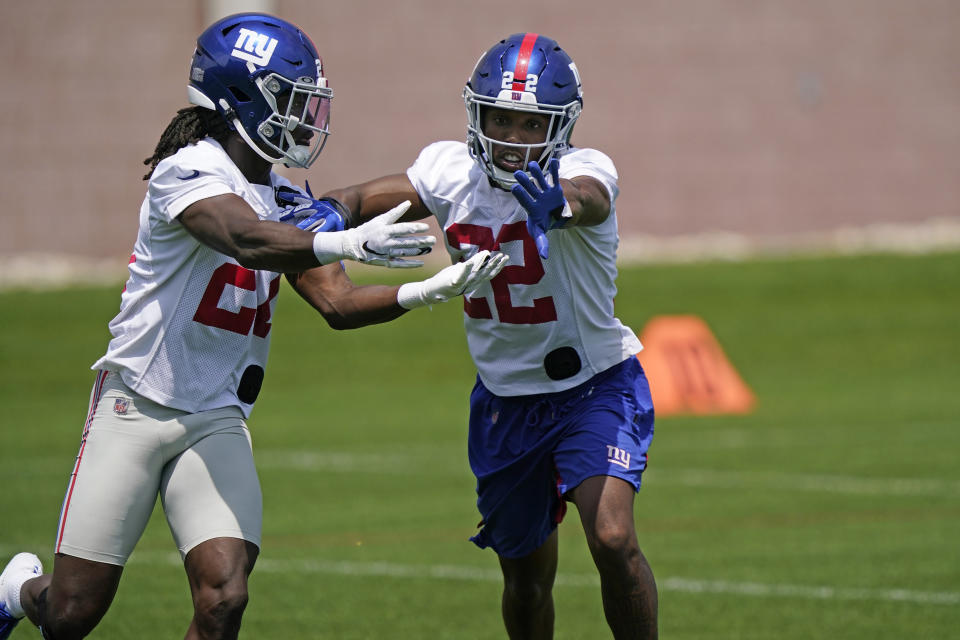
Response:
[228,86,252,103]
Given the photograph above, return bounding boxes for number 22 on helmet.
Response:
[464,33,583,189]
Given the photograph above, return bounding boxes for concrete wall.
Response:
[1,0,957,261]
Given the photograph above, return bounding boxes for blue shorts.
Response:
[467,357,655,559]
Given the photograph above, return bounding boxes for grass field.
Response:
[1,251,958,639]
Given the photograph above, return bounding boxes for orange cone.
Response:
[637,315,756,416]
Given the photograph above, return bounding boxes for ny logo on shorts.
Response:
[606,445,630,469]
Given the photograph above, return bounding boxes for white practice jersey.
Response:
[407,141,642,396]
[92,138,300,417]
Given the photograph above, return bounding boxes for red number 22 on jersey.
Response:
[193,263,280,337]
[446,221,556,325]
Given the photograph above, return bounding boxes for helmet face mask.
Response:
[254,72,332,167]
[464,33,583,189]
[187,13,333,169]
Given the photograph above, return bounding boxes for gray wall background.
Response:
[1,0,957,267]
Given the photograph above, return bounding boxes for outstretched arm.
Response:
[180,193,323,272]
[286,264,407,330]
[559,174,612,227]
[287,251,508,330]
[178,193,435,272]
[511,158,611,259]
[324,174,433,225]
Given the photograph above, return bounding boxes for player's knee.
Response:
[503,574,551,608]
[588,521,639,566]
[192,581,249,630]
[41,604,101,639]
[38,587,107,640]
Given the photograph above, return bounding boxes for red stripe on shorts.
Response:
[56,370,109,553]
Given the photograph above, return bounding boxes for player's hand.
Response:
[396,250,508,309]
[312,201,436,268]
[278,197,348,233]
[277,182,352,233]
[511,158,571,260]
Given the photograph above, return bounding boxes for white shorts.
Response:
[54,371,263,566]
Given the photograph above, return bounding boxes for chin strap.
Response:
[232,117,286,165]
[217,98,285,166]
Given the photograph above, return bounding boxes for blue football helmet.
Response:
[464,33,583,188]
[187,13,332,169]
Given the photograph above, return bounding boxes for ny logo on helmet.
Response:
[231,28,278,66]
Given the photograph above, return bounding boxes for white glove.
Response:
[397,250,509,310]
[311,201,436,268]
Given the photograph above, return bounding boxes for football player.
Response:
[0,13,505,640]
[322,33,658,639]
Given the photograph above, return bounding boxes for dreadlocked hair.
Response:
[142,106,232,180]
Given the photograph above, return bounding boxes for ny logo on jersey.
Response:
[231,28,278,66]
[606,445,631,469]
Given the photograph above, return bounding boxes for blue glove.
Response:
[277,181,349,233]
[279,199,346,233]
[511,158,567,259]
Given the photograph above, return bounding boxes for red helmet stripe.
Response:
[511,33,539,91]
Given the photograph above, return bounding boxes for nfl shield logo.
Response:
[113,398,129,415]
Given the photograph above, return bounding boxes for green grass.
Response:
[1,251,958,639]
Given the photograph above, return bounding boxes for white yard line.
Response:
[651,468,960,497]
[15,450,960,498]
[121,551,959,606]
[253,449,960,498]
[4,546,957,607]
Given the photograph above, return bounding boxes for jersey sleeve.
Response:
[558,147,620,206]
[148,145,235,223]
